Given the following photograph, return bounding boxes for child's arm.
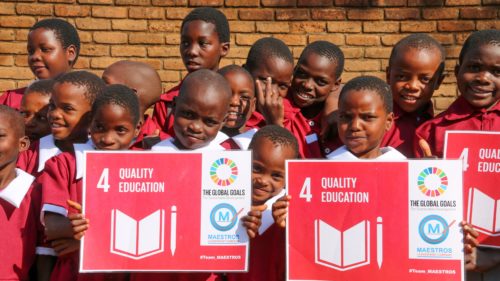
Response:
[48,200,89,256]
[463,221,480,271]
[417,139,437,158]
[241,204,267,239]
[36,255,56,281]
[44,212,74,241]
[256,77,285,127]
[320,85,341,143]
[272,195,291,229]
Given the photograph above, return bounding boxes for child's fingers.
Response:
[74,231,86,240]
[418,139,433,158]
[275,214,287,228]
[67,200,82,213]
[255,80,265,107]
[246,228,257,239]
[250,204,267,212]
[71,218,89,227]
[272,200,289,211]
[72,224,89,235]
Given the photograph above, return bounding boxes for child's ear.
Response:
[454,63,461,80]
[134,121,143,138]
[220,42,230,59]
[18,136,30,153]
[65,44,77,66]
[385,112,394,132]
[331,78,342,93]
[434,63,446,91]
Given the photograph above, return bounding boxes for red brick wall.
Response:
[0,0,498,111]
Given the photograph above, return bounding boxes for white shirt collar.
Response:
[326,145,406,160]
[231,128,258,150]
[0,169,35,208]
[38,135,62,172]
[152,131,229,152]
[74,140,95,180]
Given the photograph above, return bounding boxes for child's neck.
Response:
[0,162,17,191]
[222,126,248,137]
[55,136,88,153]
[301,102,324,119]
[351,147,382,159]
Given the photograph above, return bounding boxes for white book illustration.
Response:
[468,188,500,236]
[110,209,165,260]
[314,219,373,271]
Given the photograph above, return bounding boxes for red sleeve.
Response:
[151,84,181,134]
[0,87,26,110]
[39,153,75,213]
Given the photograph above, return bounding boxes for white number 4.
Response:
[299,177,312,202]
[459,148,469,172]
[97,168,110,192]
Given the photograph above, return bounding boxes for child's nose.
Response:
[187,121,202,133]
[185,44,200,57]
[100,134,115,146]
[475,70,491,84]
[303,78,313,90]
[350,117,362,131]
[405,79,420,91]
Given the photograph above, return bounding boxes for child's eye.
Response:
[420,77,431,83]
[272,173,283,180]
[180,111,195,119]
[279,84,289,91]
[492,69,500,76]
[63,106,73,112]
[199,41,209,47]
[468,64,481,72]
[116,126,129,134]
[37,114,47,121]
[205,119,219,126]
[316,79,328,86]
[252,165,263,174]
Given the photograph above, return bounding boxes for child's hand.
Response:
[418,139,437,158]
[241,205,267,239]
[256,77,284,127]
[462,221,480,271]
[320,87,340,143]
[272,195,291,228]
[67,200,89,240]
[51,238,80,256]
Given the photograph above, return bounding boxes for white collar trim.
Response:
[232,128,257,150]
[74,140,95,180]
[152,131,229,152]
[0,169,35,208]
[326,145,406,160]
[38,135,62,172]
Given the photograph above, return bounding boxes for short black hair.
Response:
[179,69,232,101]
[92,84,140,126]
[389,34,445,67]
[54,71,106,105]
[299,41,345,79]
[249,125,299,158]
[25,79,55,97]
[30,18,80,65]
[245,37,293,73]
[340,76,393,113]
[0,105,25,138]
[181,7,230,43]
[459,29,500,64]
[218,64,255,91]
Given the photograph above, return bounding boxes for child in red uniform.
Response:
[244,37,294,128]
[218,65,257,150]
[415,30,500,158]
[151,69,231,152]
[0,18,80,110]
[152,7,230,135]
[0,106,47,281]
[39,84,141,281]
[226,125,298,281]
[102,60,163,149]
[285,41,345,158]
[381,34,445,157]
[273,76,404,228]
[20,79,55,142]
[17,71,105,176]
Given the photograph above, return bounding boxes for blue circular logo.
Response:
[210,203,238,232]
[418,215,449,244]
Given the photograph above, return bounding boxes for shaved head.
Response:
[0,105,25,138]
[102,60,162,114]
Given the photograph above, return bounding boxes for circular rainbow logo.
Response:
[210,158,238,186]
[417,167,448,197]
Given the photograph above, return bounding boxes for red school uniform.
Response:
[0,169,46,281]
[129,115,169,150]
[414,96,500,158]
[220,129,258,150]
[381,102,433,158]
[17,135,63,176]
[151,82,181,136]
[0,87,26,110]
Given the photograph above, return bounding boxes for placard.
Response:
[287,160,464,281]
[445,130,500,248]
[80,151,251,272]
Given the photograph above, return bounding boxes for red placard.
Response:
[287,160,464,281]
[445,131,500,248]
[80,151,251,272]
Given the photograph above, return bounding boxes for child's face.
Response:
[249,57,293,98]
[20,91,51,141]
[48,82,92,142]
[455,44,500,109]
[338,90,393,159]
[180,20,229,73]
[387,48,443,113]
[173,88,228,150]
[291,52,340,108]
[0,114,29,171]
[251,138,295,206]
[90,104,140,150]
[27,28,75,80]
[223,71,256,130]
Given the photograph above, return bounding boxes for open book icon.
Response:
[110,209,165,260]
[315,219,379,271]
[468,188,500,236]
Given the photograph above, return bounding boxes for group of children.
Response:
[0,6,499,281]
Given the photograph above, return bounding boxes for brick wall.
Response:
[0,0,498,111]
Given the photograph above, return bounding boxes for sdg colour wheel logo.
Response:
[417,167,448,197]
[210,158,238,186]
